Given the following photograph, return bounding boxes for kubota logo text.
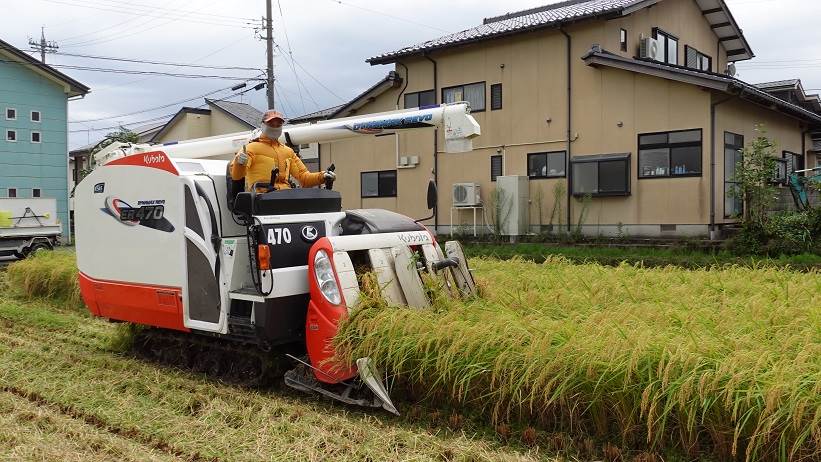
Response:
[143,153,166,164]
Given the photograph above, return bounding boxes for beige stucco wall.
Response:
[155,112,211,144]
[209,110,251,136]
[714,97,808,223]
[317,1,810,236]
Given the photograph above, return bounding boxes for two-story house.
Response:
[305,0,821,238]
[1,38,89,242]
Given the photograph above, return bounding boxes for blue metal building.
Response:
[0,38,89,241]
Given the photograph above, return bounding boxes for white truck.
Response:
[0,198,62,259]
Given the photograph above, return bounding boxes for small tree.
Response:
[732,126,778,225]
[84,128,140,177]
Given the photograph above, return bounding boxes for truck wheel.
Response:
[29,243,52,255]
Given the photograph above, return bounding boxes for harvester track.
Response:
[131,328,300,389]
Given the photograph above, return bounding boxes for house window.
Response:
[653,28,678,65]
[7,188,17,198]
[31,131,41,143]
[724,132,744,218]
[620,28,628,52]
[528,151,566,178]
[5,108,16,120]
[773,159,788,184]
[32,188,41,198]
[571,154,631,196]
[6,130,16,142]
[31,110,41,122]
[404,89,435,109]
[783,151,804,176]
[638,129,702,178]
[490,83,503,110]
[490,155,503,181]
[685,46,712,72]
[361,170,397,198]
[442,82,486,111]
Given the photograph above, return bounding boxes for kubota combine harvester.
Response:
[74,103,480,414]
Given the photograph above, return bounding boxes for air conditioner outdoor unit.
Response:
[640,37,661,61]
[452,183,481,207]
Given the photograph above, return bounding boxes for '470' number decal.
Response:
[267,227,292,245]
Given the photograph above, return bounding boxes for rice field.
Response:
[336,257,821,461]
[3,250,820,461]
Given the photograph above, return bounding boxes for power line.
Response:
[58,0,196,47]
[52,51,262,72]
[276,0,308,113]
[69,76,263,123]
[69,81,267,133]
[86,34,252,93]
[38,0,256,30]
[0,58,263,80]
[275,44,346,102]
[325,0,449,33]
[60,0,256,25]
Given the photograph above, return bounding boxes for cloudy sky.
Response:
[3,0,820,148]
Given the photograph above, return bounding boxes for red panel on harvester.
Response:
[78,272,189,332]
[305,299,357,384]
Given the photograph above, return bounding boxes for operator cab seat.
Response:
[226,163,342,216]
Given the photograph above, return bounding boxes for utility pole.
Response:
[265,0,276,110]
[28,27,59,63]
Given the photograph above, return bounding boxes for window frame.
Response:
[360,170,397,198]
[403,89,436,109]
[5,107,16,120]
[724,132,744,219]
[638,128,703,179]
[441,81,486,112]
[783,150,804,176]
[31,131,41,143]
[30,110,41,122]
[652,28,679,65]
[620,28,628,52]
[7,188,17,198]
[32,188,41,198]
[570,154,631,197]
[772,158,788,185]
[527,151,567,179]
[684,45,712,72]
[490,154,503,182]
[6,129,17,142]
[490,83,503,111]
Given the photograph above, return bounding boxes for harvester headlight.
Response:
[314,250,341,305]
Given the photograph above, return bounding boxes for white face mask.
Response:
[262,125,282,140]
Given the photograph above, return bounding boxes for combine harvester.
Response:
[75,103,480,414]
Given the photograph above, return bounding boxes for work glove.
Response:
[236,146,250,166]
[323,170,336,181]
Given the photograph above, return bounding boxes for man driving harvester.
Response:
[231,110,336,191]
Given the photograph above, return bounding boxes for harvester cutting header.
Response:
[75,102,480,414]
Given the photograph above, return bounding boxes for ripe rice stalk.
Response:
[335,257,821,461]
[4,250,82,309]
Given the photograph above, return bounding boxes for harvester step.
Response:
[229,287,266,303]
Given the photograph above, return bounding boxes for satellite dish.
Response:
[726,63,737,77]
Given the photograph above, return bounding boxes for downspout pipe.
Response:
[395,62,409,171]
[424,54,439,233]
[560,28,572,233]
[710,94,735,240]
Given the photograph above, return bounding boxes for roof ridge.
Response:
[483,0,592,25]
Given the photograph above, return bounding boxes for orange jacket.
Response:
[230,136,324,191]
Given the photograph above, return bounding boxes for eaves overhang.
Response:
[583,47,821,127]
